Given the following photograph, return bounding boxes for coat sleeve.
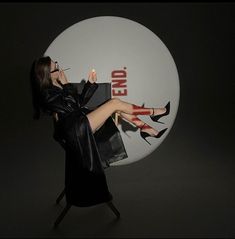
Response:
[62,81,99,107]
[52,117,67,150]
[41,91,72,115]
[40,91,67,149]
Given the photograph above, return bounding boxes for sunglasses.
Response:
[50,61,60,73]
[50,61,70,73]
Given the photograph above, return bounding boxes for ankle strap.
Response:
[151,108,154,116]
[139,123,147,129]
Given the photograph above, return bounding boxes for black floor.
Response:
[0,111,234,237]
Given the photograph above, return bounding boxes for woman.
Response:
[30,56,170,207]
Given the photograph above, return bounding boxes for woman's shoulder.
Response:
[41,86,62,101]
[41,83,79,103]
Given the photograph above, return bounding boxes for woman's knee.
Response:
[110,97,122,111]
[110,97,121,105]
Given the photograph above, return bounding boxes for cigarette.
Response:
[62,68,70,71]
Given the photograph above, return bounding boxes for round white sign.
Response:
[44,16,180,166]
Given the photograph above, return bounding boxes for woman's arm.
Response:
[60,69,99,107]
[77,80,98,107]
[78,69,98,106]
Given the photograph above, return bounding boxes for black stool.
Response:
[53,82,120,228]
[54,188,120,228]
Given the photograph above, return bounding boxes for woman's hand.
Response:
[88,69,97,84]
[57,69,69,85]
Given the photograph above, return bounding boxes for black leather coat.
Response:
[41,81,127,207]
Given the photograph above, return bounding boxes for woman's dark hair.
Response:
[30,56,53,120]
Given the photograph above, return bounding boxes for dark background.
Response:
[0,2,234,238]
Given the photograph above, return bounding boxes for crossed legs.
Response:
[86,98,165,135]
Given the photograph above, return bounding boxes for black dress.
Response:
[41,81,128,207]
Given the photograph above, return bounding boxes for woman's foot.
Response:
[151,107,167,116]
[139,123,159,136]
[139,123,168,145]
[150,102,170,124]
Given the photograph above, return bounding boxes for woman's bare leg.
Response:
[87,98,166,134]
[118,112,159,135]
[87,98,117,133]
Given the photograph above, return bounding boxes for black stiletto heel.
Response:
[139,124,168,145]
[140,131,151,145]
[119,117,138,138]
[150,101,170,124]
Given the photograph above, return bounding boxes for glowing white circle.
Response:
[44,16,180,166]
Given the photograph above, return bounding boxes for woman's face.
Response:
[50,60,60,81]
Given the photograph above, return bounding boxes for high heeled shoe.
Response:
[139,123,168,145]
[119,117,139,138]
[150,101,170,124]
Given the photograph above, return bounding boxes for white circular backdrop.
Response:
[44,16,180,166]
